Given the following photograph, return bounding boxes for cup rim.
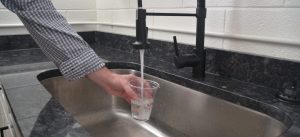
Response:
[129,79,160,90]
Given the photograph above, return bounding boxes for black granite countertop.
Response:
[0,47,299,137]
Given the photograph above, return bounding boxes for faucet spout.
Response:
[133,8,150,49]
[137,0,143,8]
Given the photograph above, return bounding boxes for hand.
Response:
[87,67,139,102]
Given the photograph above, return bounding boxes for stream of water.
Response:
[140,49,144,100]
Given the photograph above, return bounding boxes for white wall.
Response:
[0,0,299,62]
[0,0,97,35]
[96,0,300,62]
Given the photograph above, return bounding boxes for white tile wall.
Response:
[97,0,131,9]
[97,24,113,33]
[205,37,223,49]
[97,9,153,26]
[223,39,300,62]
[0,28,29,35]
[225,8,300,40]
[129,0,183,8]
[97,10,113,23]
[97,0,115,9]
[205,8,225,32]
[152,31,195,44]
[182,0,197,8]
[151,30,223,49]
[135,0,182,8]
[152,9,196,31]
[0,10,21,24]
[183,0,284,7]
[66,10,96,22]
[129,0,137,8]
[71,24,96,32]
[285,0,300,7]
[151,8,225,33]
[113,0,131,9]
[112,9,136,25]
[1,0,300,61]
[0,0,96,35]
[112,26,136,36]
[0,2,5,9]
[52,0,96,10]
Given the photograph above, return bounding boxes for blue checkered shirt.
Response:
[0,0,106,80]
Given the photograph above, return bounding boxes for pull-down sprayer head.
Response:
[133,0,150,49]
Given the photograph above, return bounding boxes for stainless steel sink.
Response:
[38,69,289,137]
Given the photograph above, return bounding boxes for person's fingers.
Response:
[124,84,138,100]
[128,74,140,82]
[129,74,139,78]
[122,94,132,103]
[143,89,153,98]
[119,90,128,102]
[107,88,122,97]
[141,80,153,98]
[126,74,155,99]
[106,87,132,103]
[143,80,151,87]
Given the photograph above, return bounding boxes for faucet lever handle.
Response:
[173,36,180,56]
[146,27,149,39]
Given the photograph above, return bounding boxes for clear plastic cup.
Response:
[129,79,159,121]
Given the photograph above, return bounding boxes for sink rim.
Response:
[37,61,293,133]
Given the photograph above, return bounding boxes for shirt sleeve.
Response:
[0,0,106,80]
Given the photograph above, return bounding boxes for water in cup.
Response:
[129,79,159,121]
[131,98,153,121]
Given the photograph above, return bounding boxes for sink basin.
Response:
[37,66,291,137]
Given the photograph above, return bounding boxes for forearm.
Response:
[87,67,138,101]
[0,0,105,80]
[87,67,118,88]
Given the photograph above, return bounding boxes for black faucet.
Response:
[133,0,207,78]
